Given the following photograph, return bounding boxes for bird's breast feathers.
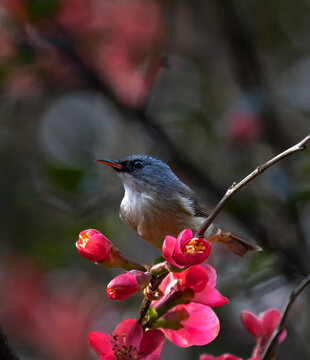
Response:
[119,188,204,248]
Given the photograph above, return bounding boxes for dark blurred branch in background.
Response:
[262,273,310,360]
[0,327,19,360]
[29,25,220,195]
[209,0,289,150]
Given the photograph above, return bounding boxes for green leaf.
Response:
[155,317,183,330]
[146,306,158,324]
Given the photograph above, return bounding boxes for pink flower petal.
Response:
[200,354,243,360]
[113,318,143,350]
[177,229,194,249]
[107,272,140,300]
[218,355,243,360]
[140,329,165,357]
[241,311,263,338]
[174,239,211,266]
[261,309,281,340]
[180,265,209,292]
[88,332,114,359]
[162,235,182,268]
[162,303,220,347]
[158,272,174,294]
[199,355,217,360]
[278,329,287,345]
[194,285,229,307]
[201,264,217,288]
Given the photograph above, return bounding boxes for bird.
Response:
[96,155,261,257]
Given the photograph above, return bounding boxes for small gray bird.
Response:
[97,155,261,257]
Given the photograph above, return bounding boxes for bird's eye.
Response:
[134,160,144,169]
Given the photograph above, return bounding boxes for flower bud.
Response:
[76,229,113,262]
[163,229,211,268]
[76,229,146,271]
[107,270,151,300]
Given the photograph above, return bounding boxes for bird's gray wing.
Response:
[177,185,210,217]
[192,196,210,218]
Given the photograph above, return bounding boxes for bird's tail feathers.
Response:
[208,230,262,257]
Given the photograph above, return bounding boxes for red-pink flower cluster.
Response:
[76,228,228,357]
[3,0,163,106]
[75,227,229,358]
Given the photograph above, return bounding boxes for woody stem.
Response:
[196,135,310,237]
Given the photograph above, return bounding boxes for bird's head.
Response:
[96,155,180,194]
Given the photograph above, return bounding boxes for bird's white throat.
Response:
[120,183,154,215]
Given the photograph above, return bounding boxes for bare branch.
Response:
[137,272,168,327]
[196,135,310,237]
[261,274,310,360]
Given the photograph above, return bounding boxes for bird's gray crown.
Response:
[116,154,187,195]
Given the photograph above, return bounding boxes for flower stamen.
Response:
[110,333,141,359]
[78,232,91,248]
[184,238,205,254]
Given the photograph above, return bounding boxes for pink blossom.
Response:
[76,229,114,262]
[241,309,286,358]
[162,229,211,268]
[159,303,220,347]
[3,0,27,21]
[55,0,92,33]
[90,0,163,107]
[107,270,151,300]
[225,110,262,145]
[88,318,165,359]
[157,264,228,307]
[0,253,102,360]
[241,309,285,343]
[152,265,227,347]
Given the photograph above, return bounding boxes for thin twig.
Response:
[137,273,168,327]
[196,135,310,237]
[261,274,310,360]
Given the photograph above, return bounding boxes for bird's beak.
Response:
[96,159,124,170]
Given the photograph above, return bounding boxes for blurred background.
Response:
[0,0,309,359]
